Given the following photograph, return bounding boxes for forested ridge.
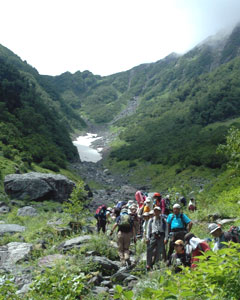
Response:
[1,24,240,176]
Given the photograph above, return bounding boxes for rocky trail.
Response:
[71,97,143,210]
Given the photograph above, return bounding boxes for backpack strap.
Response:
[180,214,187,230]
[169,213,187,230]
[148,218,154,237]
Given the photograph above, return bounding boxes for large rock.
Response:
[86,256,119,275]
[0,242,32,271]
[57,235,92,251]
[4,172,75,202]
[0,224,25,235]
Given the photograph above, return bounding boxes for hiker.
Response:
[110,208,135,266]
[208,223,232,251]
[94,205,107,233]
[142,212,150,240]
[146,206,168,270]
[135,191,145,208]
[188,198,196,211]
[116,200,127,210]
[184,233,211,268]
[153,193,162,208]
[143,198,151,213]
[126,200,134,211]
[168,239,191,273]
[129,204,140,239]
[167,203,193,260]
[149,210,154,219]
[180,196,187,207]
[164,195,171,215]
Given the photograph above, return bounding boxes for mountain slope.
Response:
[0,56,79,172]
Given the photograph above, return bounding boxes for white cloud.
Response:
[0,0,240,76]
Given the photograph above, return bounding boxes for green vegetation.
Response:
[114,244,240,300]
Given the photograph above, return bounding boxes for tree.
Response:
[63,181,87,221]
[217,126,240,172]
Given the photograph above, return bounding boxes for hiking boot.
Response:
[126,259,131,267]
[146,265,151,272]
[120,259,126,267]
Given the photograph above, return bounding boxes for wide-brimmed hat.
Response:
[153,206,161,211]
[174,239,184,246]
[208,223,221,234]
[173,203,181,209]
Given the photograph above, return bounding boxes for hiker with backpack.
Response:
[153,193,162,208]
[188,197,196,212]
[184,233,211,268]
[208,223,234,251]
[94,205,107,233]
[164,195,171,215]
[167,203,193,260]
[146,206,168,270]
[129,204,140,239]
[168,239,191,273]
[110,208,135,266]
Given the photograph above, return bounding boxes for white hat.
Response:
[208,223,220,234]
[173,203,181,209]
[146,198,151,203]
[143,212,149,216]
[165,195,170,199]
[153,206,161,211]
[149,210,154,215]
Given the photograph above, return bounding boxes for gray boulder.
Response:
[57,235,92,251]
[17,206,38,217]
[0,242,32,271]
[4,172,75,202]
[0,206,10,214]
[92,286,109,295]
[0,224,25,235]
[86,256,119,275]
[111,269,138,283]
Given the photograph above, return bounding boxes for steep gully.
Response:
[70,96,141,209]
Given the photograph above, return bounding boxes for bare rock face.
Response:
[0,242,32,271]
[4,172,75,202]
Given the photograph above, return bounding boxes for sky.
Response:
[1,0,240,76]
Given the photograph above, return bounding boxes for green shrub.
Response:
[26,264,89,299]
[0,275,21,300]
[115,243,240,300]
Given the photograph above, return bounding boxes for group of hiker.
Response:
[94,191,239,271]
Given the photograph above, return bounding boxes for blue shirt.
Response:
[167,213,191,230]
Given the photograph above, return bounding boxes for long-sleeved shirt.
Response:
[146,215,168,240]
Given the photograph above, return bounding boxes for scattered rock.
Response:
[0,206,10,214]
[38,254,65,267]
[57,235,92,252]
[86,256,119,275]
[17,206,38,217]
[0,242,32,271]
[92,286,109,295]
[4,172,75,202]
[16,283,32,295]
[0,224,25,235]
[111,268,134,283]
[101,280,113,288]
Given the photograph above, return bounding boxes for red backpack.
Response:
[94,205,107,219]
